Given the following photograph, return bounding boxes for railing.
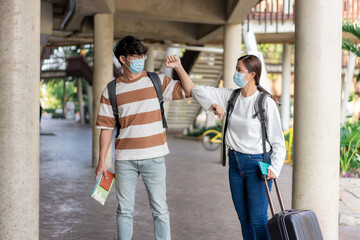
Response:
[343,0,360,22]
[246,0,360,32]
[246,0,295,32]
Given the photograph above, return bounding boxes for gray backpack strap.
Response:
[147,71,168,132]
[253,92,270,164]
[222,88,241,166]
[107,79,121,138]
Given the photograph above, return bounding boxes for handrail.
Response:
[246,0,360,33]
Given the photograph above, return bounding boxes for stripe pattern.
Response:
[96,71,185,160]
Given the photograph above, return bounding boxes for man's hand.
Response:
[95,161,108,180]
[267,169,276,180]
[211,104,224,119]
[164,55,182,69]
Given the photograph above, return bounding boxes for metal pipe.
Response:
[60,0,76,29]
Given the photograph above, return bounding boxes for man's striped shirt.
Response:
[96,70,185,160]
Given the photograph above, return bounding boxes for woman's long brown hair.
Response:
[238,55,274,99]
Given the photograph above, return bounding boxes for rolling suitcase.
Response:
[262,176,324,240]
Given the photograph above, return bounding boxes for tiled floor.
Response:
[39,118,360,239]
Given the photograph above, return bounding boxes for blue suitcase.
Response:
[263,178,324,240]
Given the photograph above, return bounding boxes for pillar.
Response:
[86,82,94,126]
[293,1,341,239]
[221,24,242,163]
[92,14,113,168]
[281,43,291,131]
[145,45,155,72]
[223,24,242,89]
[0,0,40,239]
[205,112,216,128]
[243,29,271,93]
[163,45,182,77]
[163,45,182,119]
[77,78,85,124]
[40,1,52,47]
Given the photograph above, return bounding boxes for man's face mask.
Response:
[124,55,147,74]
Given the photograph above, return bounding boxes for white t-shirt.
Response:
[192,85,286,178]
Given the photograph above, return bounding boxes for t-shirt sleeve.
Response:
[159,74,186,102]
[265,98,286,178]
[191,85,234,112]
[95,87,116,130]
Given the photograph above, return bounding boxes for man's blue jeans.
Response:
[228,150,273,240]
[115,157,170,240]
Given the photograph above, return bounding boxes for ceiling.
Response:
[42,0,261,47]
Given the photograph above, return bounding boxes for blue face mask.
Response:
[233,72,248,88]
[124,57,145,74]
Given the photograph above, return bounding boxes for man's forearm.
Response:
[99,129,113,164]
[174,65,194,97]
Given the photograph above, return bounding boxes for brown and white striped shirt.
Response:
[96,71,185,160]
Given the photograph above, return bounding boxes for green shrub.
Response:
[340,121,360,176]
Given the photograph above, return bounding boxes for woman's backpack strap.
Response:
[222,88,241,166]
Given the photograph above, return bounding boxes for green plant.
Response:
[340,122,360,175]
[343,22,360,82]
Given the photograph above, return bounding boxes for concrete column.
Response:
[223,24,242,89]
[41,1,52,47]
[92,14,113,168]
[86,82,94,126]
[341,51,356,122]
[293,1,341,239]
[163,45,182,77]
[145,45,155,72]
[243,30,271,93]
[205,112,216,128]
[281,43,291,131]
[0,0,40,239]
[77,78,85,124]
[221,24,242,163]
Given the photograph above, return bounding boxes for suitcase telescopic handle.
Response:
[263,177,285,218]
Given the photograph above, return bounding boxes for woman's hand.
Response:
[211,104,224,119]
[267,169,276,180]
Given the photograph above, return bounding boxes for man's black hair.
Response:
[113,36,148,64]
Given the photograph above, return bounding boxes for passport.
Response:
[99,170,114,191]
[91,169,115,205]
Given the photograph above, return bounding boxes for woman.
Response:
[192,55,285,240]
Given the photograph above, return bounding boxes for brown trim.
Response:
[116,87,157,106]
[115,132,167,150]
[172,82,184,100]
[100,95,111,105]
[162,75,172,93]
[119,110,162,128]
[96,115,115,128]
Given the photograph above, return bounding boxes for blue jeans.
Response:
[228,150,273,240]
[115,157,171,240]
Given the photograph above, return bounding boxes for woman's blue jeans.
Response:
[228,149,273,240]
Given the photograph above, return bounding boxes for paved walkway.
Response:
[39,118,360,239]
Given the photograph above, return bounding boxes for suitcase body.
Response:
[267,209,323,240]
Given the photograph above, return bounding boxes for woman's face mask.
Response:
[233,71,249,88]
[124,56,146,74]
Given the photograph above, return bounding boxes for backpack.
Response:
[106,71,167,138]
[222,88,276,166]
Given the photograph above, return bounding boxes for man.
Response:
[95,36,193,240]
